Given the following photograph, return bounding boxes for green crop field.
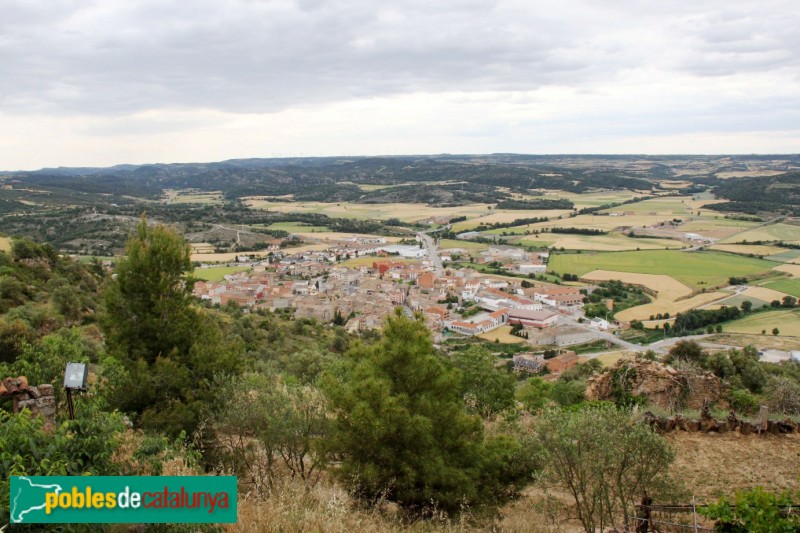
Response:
[548,250,777,288]
[762,278,800,297]
[266,222,330,233]
[76,255,118,263]
[714,294,771,309]
[438,239,489,250]
[600,197,691,215]
[195,265,251,282]
[767,249,800,263]
[725,308,800,337]
[721,223,800,244]
[163,189,224,205]
[510,232,684,252]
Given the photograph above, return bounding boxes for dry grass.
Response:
[233,478,558,533]
[0,235,10,252]
[706,332,800,351]
[666,432,800,501]
[586,351,635,366]
[225,426,800,532]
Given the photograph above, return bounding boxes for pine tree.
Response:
[321,310,532,513]
[102,216,239,436]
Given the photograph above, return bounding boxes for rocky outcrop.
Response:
[586,358,726,411]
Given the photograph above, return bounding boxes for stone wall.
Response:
[1,376,57,429]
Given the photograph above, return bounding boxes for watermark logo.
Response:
[10,476,237,524]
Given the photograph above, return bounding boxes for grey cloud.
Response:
[0,0,798,117]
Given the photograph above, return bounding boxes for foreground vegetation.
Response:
[2,220,800,531]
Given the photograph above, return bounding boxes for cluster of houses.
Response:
[193,237,599,345]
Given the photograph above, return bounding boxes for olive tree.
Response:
[213,372,330,494]
[533,404,676,532]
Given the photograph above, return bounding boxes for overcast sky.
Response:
[1,0,799,169]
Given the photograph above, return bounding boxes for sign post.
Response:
[63,362,88,421]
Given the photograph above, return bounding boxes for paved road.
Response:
[418,231,444,276]
[555,314,725,355]
[555,312,660,353]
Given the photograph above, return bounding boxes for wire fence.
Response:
[634,499,800,532]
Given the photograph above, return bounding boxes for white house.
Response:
[589,317,610,330]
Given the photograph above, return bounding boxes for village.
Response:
[193,234,617,366]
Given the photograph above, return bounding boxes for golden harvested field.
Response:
[711,243,787,256]
[450,209,571,232]
[243,199,492,223]
[619,291,729,322]
[720,222,800,244]
[584,270,691,299]
[740,285,793,302]
[0,236,10,252]
[774,264,800,277]
[527,232,684,251]
[477,326,526,344]
[582,270,729,321]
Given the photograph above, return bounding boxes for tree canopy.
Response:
[102,216,240,436]
[320,310,533,514]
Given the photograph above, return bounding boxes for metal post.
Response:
[692,496,699,533]
[66,388,75,420]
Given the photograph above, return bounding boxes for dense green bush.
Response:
[321,311,534,515]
